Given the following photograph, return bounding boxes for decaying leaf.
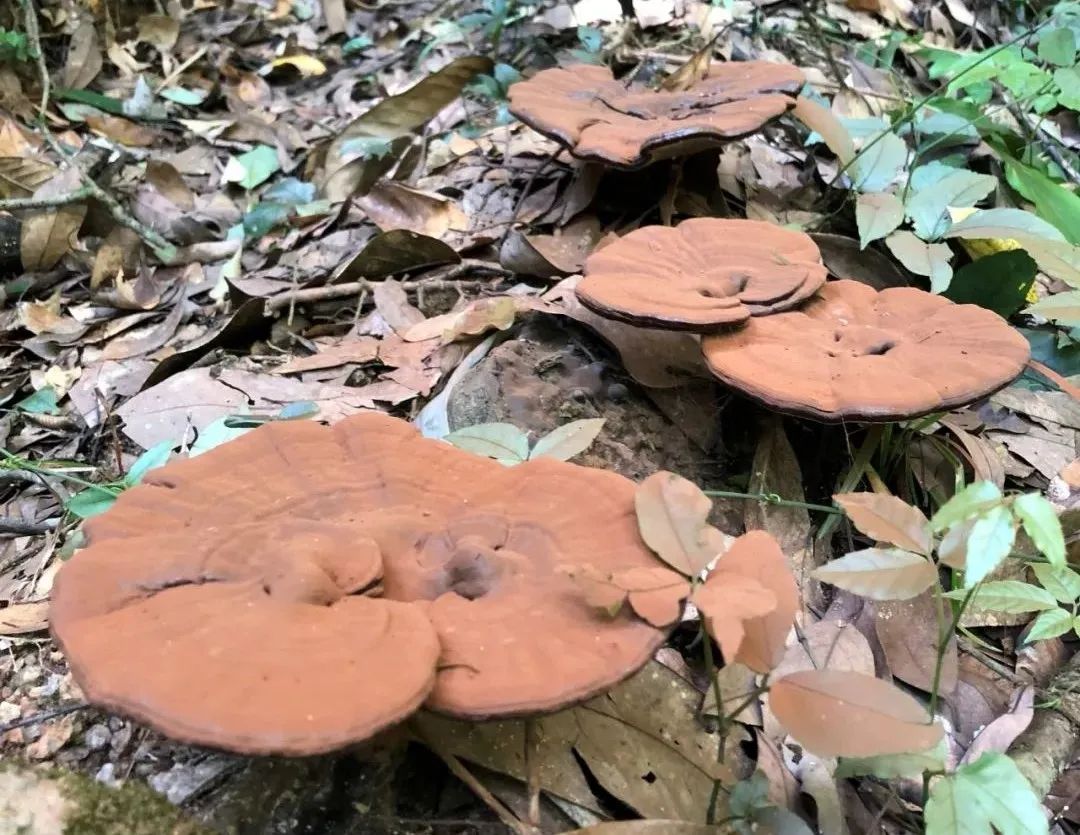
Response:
[875,590,957,694]
[19,167,87,271]
[770,669,943,758]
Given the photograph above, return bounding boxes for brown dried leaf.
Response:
[275,338,380,374]
[62,21,103,90]
[85,114,158,147]
[0,156,54,199]
[0,601,49,635]
[834,492,931,554]
[960,686,1033,764]
[770,669,943,758]
[660,40,713,92]
[635,471,722,576]
[91,226,143,289]
[373,280,425,334]
[875,590,957,694]
[20,167,87,271]
[710,530,799,673]
[356,181,466,238]
[792,96,855,165]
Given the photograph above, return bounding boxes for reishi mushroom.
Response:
[700,279,1031,422]
[50,413,678,754]
[508,62,805,168]
[576,218,828,331]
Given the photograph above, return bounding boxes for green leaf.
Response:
[885,231,954,292]
[1039,27,1077,67]
[1026,290,1080,327]
[852,131,908,193]
[1056,67,1080,111]
[856,192,904,248]
[124,441,173,485]
[943,250,1037,317]
[1005,159,1080,245]
[964,505,1017,586]
[1012,493,1065,566]
[66,486,119,519]
[836,738,947,779]
[1025,607,1073,642]
[445,422,529,462]
[529,418,605,462]
[222,145,280,190]
[946,580,1057,613]
[811,548,937,600]
[924,753,1049,835]
[930,481,1002,532]
[905,169,997,240]
[1032,563,1080,603]
[1001,61,1053,100]
[1019,239,1080,289]
[945,208,1067,244]
[190,417,253,457]
[15,386,60,415]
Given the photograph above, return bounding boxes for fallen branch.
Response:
[0,516,57,535]
[265,261,513,313]
[1008,650,1080,802]
[0,702,88,735]
[0,185,92,212]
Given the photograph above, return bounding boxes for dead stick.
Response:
[414,723,534,835]
[525,718,541,827]
[1008,650,1080,802]
[0,185,92,211]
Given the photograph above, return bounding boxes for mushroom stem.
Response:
[525,718,541,827]
[414,720,536,835]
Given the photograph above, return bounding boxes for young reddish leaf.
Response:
[614,566,691,627]
[811,548,937,600]
[833,492,931,554]
[709,530,798,672]
[770,669,942,758]
[692,574,777,666]
[635,472,722,576]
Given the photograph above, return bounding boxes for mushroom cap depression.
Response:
[701,279,1031,422]
[51,413,671,754]
[576,219,827,331]
[508,62,805,168]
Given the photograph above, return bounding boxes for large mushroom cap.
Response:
[577,219,827,332]
[508,62,805,168]
[52,414,670,752]
[700,279,1031,422]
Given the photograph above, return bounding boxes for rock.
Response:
[446,316,714,483]
[0,763,207,835]
[84,724,111,751]
[148,757,235,805]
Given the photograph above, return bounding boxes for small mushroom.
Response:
[576,219,828,331]
[51,414,673,753]
[700,279,1031,422]
[508,62,805,168]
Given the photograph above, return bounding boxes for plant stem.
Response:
[700,623,726,825]
[816,424,886,543]
[0,450,120,495]
[702,490,841,516]
[928,585,976,719]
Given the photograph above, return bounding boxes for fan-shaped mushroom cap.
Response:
[508,62,805,168]
[52,414,670,752]
[576,219,827,331]
[701,279,1030,422]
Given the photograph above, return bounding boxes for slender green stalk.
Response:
[816,424,886,543]
[1,450,120,495]
[702,490,842,516]
[928,585,976,718]
[701,625,726,825]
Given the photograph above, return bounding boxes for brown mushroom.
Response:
[700,279,1031,422]
[508,62,805,168]
[576,219,828,331]
[51,413,672,753]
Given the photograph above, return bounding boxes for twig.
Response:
[1003,100,1080,187]
[154,45,208,94]
[0,702,89,735]
[0,185,92,211]
[0,517,57,535]
[702,490,841,515]
[19,0,179,264]
[414,721,535,835]
[265,262,513,313]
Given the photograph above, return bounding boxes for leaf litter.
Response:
[2,0,1080,832]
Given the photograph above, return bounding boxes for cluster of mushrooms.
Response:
[509,61,1032,422]
[49,61,1033,764]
